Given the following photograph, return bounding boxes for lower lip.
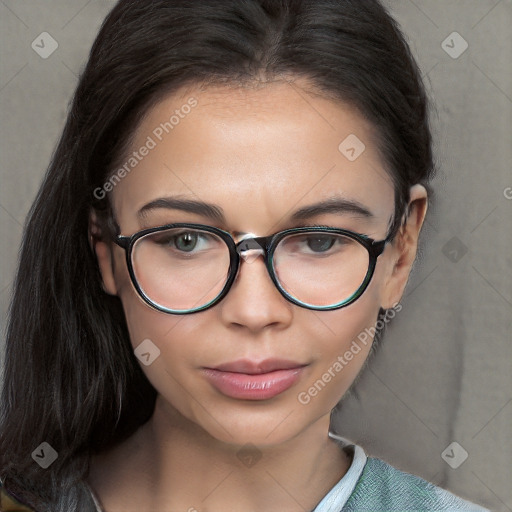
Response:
[202,367,305,400]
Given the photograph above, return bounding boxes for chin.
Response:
[189,401,319,449]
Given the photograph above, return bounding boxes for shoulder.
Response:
[0,478,101,512]
[0,481,35,511]
[344,456,489,511]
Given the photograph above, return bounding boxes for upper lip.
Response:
[208,359,307,375]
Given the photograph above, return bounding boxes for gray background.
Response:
[0,1,510,510]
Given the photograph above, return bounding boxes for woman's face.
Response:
[95,80,421,447]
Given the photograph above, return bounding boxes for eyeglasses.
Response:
[114,223,391,315]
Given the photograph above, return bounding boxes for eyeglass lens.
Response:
[131,227,370,312]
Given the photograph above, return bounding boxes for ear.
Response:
[89,209,118,296]
[380,184,428,309]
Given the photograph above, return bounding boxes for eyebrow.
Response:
[289,196,374,221]
[138,197,224,222]
[137,195,375,230]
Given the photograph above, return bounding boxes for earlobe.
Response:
[381,184,428,309]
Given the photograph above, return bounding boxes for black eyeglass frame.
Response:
[114,223,391,315]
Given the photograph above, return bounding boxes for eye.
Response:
[174,232,199,252]
[151,230,216,253]
[277,231,354,258]
[306,235,336,253]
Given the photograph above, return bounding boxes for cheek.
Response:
[118,281,203,418]
[113,253,190,361]
[113,255,209,394]
[295,288,382,410]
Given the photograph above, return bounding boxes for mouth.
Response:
[202,359,308,400]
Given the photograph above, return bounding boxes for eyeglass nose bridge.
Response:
[235,235,268,263]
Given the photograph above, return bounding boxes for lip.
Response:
[203,359,307,400]
[211,358,306,375]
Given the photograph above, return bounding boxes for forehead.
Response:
[111,80,394,233]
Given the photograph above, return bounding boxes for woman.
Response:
[0,0,490,510]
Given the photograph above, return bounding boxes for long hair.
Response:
[0,1,434,509]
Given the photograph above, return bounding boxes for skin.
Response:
[88,78,427,512]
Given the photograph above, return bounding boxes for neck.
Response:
[89,396,351,512]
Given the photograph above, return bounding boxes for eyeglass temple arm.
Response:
[114,236,130,249]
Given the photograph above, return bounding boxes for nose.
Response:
[218,249,293,332]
